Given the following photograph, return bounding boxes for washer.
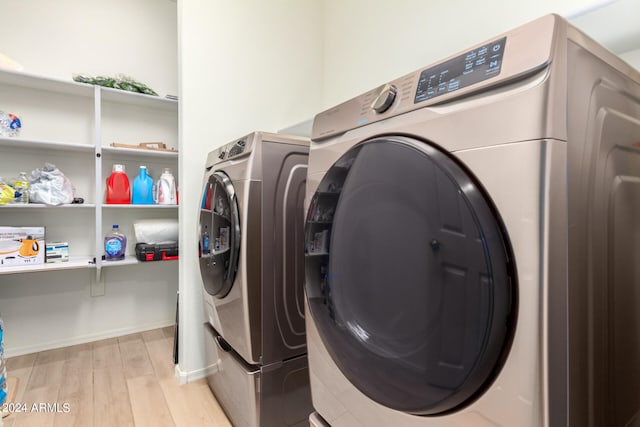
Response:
[304,14,640,427]
[199,131,313,427]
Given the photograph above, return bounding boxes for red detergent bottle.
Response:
[106,164,131,204]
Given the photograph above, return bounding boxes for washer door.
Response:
[305,136,517,415]
[199,170,241,298]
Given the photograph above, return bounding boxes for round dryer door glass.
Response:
[199,171,240,298]
[304,136,517,415]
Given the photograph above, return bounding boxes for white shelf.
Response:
[0,69,178,111]
[100,86,178,111]
[0,256,95,275]
[102,255,140,267]
[0,137,94,153]
[0,68,179,282]
[102,255,178,267]
[101,204,178,209]
[101,146,178,159]
[1,203,95,209]
[0,69,94,97]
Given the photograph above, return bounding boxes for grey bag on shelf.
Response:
[29,163,75,205]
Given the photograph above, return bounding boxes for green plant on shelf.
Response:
[72,73,158,96]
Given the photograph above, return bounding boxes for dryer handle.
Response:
[214,334,233,353]
[210,327,261,373]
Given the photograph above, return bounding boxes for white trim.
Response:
[174,362,218,384]
[4,319,175,358]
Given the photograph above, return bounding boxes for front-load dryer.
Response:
[199,131,313,427]
[304,14,640,427]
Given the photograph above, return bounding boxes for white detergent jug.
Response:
[156,168,177,205]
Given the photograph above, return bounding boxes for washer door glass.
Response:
[199,171,241,298]
[304,136,517,415]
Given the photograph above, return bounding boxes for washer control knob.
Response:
[371,84,397,114]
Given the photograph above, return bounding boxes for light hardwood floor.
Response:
[3,327,232,427]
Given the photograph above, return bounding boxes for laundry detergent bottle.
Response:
[156,168,177,205]
[132,165,154,204]
[106,164,131,204]
[104,224,127,261]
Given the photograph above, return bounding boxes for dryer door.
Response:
[305,136,517,415]
[199,170,241,298]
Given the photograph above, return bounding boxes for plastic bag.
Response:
[29,163,75,205]
[0,179,15,205]
[134,219,179,244]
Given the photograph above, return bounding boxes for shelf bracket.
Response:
[91,267,105,297]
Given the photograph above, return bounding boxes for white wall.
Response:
[2,265,177,356]
[320,0,619,109]
[0,0,177,97]
[177,0,324,378]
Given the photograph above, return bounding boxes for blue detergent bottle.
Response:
[132,165,154,204]
[105,224,127,261]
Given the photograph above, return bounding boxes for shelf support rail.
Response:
[92,85,105,296]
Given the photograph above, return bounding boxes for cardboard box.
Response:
[0,226,45,266]
[46,241,69,263]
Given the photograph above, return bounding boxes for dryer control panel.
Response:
[414,37,506,103]
[215,138,251,162]
[311,14,557,141]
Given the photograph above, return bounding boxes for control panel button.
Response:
[218,151,226,160]
[371,83,397,114]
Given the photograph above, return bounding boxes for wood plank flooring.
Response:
[3,327,232,427]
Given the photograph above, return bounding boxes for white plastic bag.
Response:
[134,219,179,244]
[29,163,75,205]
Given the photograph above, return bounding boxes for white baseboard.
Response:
[4,319,176,358]
[175,362,218,384]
